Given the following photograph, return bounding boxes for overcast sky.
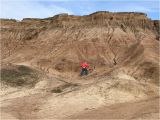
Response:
[0,0,159,20]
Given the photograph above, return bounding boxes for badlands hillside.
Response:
[0,11,160,119]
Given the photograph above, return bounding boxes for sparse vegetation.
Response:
[1,65,39,87]
[51,83,79,93]
[51,88,63,93]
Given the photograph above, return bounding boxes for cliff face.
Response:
[1,12,159,84]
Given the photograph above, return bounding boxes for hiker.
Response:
[80,62,89,76]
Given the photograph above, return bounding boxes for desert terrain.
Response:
[0,11,159,119]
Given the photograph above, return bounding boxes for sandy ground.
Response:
[69,96,160,119]
[1,12,159,120]
[0,75,159,119]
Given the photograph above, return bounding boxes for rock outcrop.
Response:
[1,11,159,84]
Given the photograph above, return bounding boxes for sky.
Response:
[0,0,159,20]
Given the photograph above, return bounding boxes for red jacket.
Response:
[81,62,89,68]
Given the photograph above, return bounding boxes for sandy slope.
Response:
[1,12,159,119]
[69,96,160,119]
[0,73,159,119]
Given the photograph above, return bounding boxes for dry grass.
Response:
[1,65,40,87]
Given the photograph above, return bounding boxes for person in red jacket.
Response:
[80,62,89,76]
